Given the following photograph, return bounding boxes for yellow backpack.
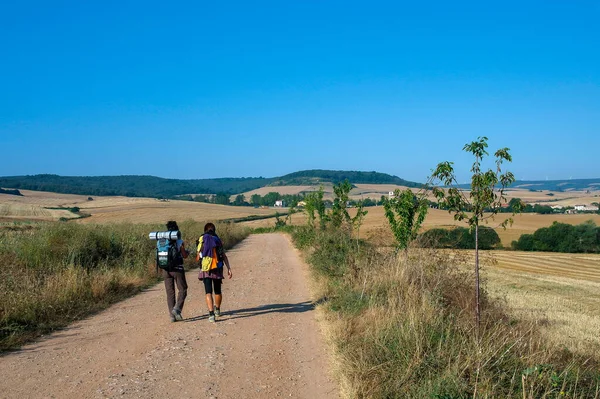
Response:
[196,235,219,272]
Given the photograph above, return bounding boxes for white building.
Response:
[574,205,599,212]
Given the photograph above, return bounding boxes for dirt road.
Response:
[0,233,337,399]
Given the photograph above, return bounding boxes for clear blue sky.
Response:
[1,1,598,183]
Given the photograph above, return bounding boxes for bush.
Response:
[418,226,501,250]
[512,220,600,253]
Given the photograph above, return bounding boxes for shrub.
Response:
[511,220,600,253]
[419,226,501,250]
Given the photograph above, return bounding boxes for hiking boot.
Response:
[171,308,183,321]
[214,307,221,317]
[208,314,216,323]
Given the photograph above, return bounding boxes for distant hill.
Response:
[0,174,272,198]
[455,178,600,192]
[271,169,421,187]
[0,170,420,198]
[3,172,594,199]
[510,179,600,192]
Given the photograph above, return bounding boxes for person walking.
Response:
[196,222,232,322]
[163,220,189,322]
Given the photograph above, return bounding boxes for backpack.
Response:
[196,233,223,272]
[156,238,183,271]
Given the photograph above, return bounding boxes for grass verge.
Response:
[0,220,248,350]
[290,225,600,398]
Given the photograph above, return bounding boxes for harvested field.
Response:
[350,184,412,201]
[0,191,86,221]
[503,188,599,203]
[0,190,278,224]
[77,200,277,224]
[0,203,77,221]
[237,185,327,200]
[482,251,600,356]
[490,250,600,282]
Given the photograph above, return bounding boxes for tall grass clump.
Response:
[0,220,248,350]
[292,226,600,398]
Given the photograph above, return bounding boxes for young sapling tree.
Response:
[431,136,519,327]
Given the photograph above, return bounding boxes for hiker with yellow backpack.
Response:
[196,222,232,322]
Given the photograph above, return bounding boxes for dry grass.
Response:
[294,227,600,398]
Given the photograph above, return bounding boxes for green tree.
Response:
[262,192,282,207]
[233,194,246,206]
[420,226,500,250]
[250,194,262,207]
[213,193,230,205]
[431,136,517,327]
[383,188,429,254]
[330,180,352,228]
[361,198,376,207]
[304,186,327,229]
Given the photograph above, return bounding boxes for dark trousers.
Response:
[163,269,188,314]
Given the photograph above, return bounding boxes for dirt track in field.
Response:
[0,233,337,399]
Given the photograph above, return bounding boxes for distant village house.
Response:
[574,204,599,212]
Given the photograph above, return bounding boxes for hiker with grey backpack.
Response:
[150,220,190,322]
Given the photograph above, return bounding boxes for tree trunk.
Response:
[475,224,480,329]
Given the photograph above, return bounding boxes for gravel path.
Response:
[0,233,336,399]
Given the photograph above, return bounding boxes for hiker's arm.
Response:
[223,253,232,279]
[180,243,189,259]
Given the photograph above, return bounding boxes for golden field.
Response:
[0,190,276,224]
[482,252,600,356]
[235,185,322,199]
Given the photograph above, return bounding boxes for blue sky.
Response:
[0,1,598,183]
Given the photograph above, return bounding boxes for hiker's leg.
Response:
[174,272,188,311]
[203,278,214,312]
[163,270,176,314]
[214,279,223,308]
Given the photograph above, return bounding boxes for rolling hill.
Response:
[1,172,598,200]
[0,170,420,199]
